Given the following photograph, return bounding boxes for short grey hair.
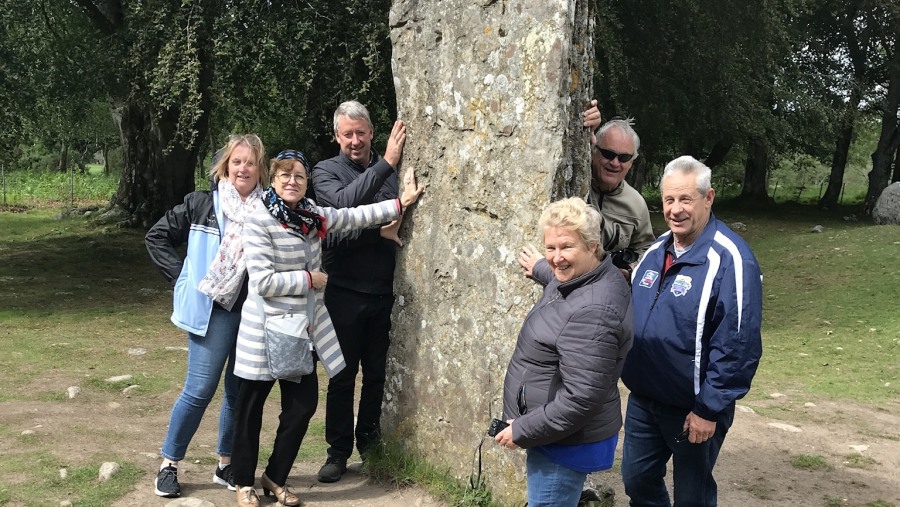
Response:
[597,118,640,155]
[333,100,374,133]
[660,155,712,195]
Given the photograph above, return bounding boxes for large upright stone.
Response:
[386,0,594,503]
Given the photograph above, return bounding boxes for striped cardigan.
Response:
[234,197,401,381]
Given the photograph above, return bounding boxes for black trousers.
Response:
[324,284,394,460]
[231,373,318,487]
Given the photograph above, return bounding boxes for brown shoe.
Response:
[236,486,260,507]
[260,473,301,506]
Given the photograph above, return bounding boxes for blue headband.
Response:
[274,149,310,172]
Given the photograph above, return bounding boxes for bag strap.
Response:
[305,289,316,332]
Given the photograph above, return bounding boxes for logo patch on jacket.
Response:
[639,270,659,288]
[671,274,692,297]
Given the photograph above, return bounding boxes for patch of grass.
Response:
[704,203,900,404]
[824,495,846,507]
[1,168,118,209]
[866,501,897,507]
[742,476,774,500]
[364,438,501,507]
[0,450,141,506]
[844,453,879,469]
[791,454,833,471]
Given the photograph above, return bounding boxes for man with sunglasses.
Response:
[587,118,655,277]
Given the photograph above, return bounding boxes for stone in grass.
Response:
[59,468,68,479]
[810,225,824,233]
[66,386,80,399]
[122,385,140,395]
[99,462,120,481]
[60,501,73,507]
[106,375,133,383]
[768,422,802,433]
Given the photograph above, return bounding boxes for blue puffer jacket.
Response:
[622,214,763,421]
[145,190,225,336]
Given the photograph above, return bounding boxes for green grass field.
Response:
[1,198,898,506]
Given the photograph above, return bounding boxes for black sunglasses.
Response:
[596,147,634,163]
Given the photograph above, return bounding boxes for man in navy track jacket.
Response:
[620,155,763,507]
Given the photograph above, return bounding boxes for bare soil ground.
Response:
[4,381,898,507]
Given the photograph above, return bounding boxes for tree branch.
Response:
[70,0,119,35]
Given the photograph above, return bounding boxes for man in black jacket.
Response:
[312,100,407,483]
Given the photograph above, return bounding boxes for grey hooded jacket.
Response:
[502,254,634,448]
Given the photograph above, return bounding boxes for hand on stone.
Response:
[399,167,425,208]
[384,120,407,168]
[381,219,404,247]
[582,99,601,132]
[518,244,542,278]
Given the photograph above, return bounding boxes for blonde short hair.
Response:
[538,197,604,260]
[209,134,268,188]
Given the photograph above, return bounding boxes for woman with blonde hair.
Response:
[495,197,634,506]
[145,134,267,498]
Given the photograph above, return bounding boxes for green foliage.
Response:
[791,454,833,471]
[1,166,118,208]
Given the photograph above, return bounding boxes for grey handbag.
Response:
[263,292,317,380]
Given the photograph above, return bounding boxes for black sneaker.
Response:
[213,463,236,491]
[317,456,348,483]
[154,465,180,498]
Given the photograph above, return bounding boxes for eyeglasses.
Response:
[275,173,306,183]
[596,147,634,163]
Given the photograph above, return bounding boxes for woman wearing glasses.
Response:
[230,149,423,507]
[145,134,268,498]
[494,197,634,507]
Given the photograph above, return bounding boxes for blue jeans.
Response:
[160,306,241,461]
[621,394,734,507]
[526,449,588,507]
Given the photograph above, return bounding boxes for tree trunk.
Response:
[740,140,772,202]
[109,100,209,228]
[102,143,110,175]
[820,120,854,209]
[893,138,900,183]
[704,138,734,169]
[863,16,900,214]
[58,143,68,173]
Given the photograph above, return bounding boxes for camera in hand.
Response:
[487,418,509,437]
[610,248,639,270]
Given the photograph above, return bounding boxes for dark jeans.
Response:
[324,284,394,460]
[231,373,318,487]
[621,394,734,507]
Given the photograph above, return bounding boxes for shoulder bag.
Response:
[264,292,317,380]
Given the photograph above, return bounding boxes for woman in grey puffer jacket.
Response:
[494,197,634,507]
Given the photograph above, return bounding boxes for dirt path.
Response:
[6,383,897,507]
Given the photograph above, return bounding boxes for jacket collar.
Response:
[660,212,720,265]
[337,148,382,172]
[557,254,614,297]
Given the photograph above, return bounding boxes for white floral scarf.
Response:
[197,179,263,307]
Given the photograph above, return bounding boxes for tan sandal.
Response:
[236,485,260,507]
[260,473,301,506]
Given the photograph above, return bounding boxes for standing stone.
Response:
[873,181,900,225]
[387,0,594,503]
